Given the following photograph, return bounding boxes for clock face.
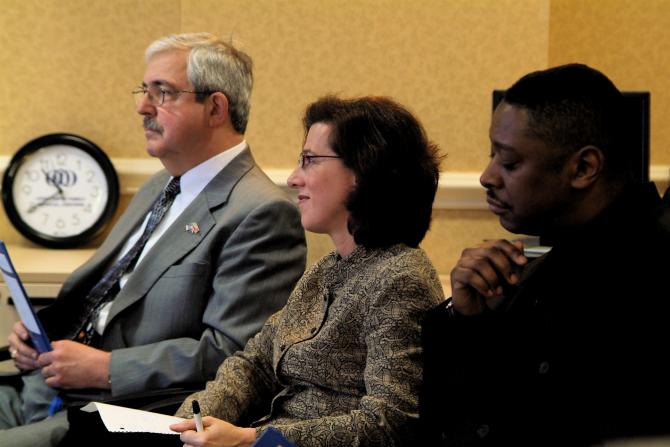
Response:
[2,134,119,248]
[12,145,110,238]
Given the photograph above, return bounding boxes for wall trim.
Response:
[1,155,668,210]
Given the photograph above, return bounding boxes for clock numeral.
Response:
[40,159,52,171]
[5,134,118,247]
[26,170,39,182]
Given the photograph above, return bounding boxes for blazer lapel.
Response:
[59,174,167,298]
[103,148,256,325]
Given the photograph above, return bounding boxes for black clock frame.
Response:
[2,133,120,248]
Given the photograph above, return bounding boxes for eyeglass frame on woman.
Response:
[298,153,342,169]
[132,84,215,107]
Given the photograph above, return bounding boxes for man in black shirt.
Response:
[421,63,670,446]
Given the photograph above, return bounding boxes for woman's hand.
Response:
[170,416,257,447]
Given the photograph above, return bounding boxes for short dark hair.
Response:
[303,96,442,248]
[503,63,631,182]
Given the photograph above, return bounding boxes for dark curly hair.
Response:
[303,96,442,248]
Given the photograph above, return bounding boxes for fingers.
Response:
[170,420,196,433]
[453,255,504,297]
[8,347,35,371]
[8,324,39,370]
[34,341,111,389]
[10,339,38,362]
[179,430,201,446]
[42,365,67,388]
[450,239,528,315]
[41,362,62,387]
[13,353,39,370]
[455,241,525,288]
[482,242,525,286]
[12,321,30,341]
[8,332,36,356]
[483,239,527,276]
[42,365,59,388]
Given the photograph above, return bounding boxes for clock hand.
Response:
[26,189,63,214]
[42,169,64,195]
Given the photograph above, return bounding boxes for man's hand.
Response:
[8,321,39,371]
[450,239,528,316]
[37,340,111,390]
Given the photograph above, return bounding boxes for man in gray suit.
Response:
[0,32,306,445]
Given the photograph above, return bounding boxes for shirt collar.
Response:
[177,141,247,201]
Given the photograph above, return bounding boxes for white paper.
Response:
[81,402,185,435]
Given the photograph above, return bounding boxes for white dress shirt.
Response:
[95,142,247,334]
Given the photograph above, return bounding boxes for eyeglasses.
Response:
[132,84,214,107]
[298,153,341,169]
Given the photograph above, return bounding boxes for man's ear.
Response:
[207,92,230,127]
[570,145,604,190]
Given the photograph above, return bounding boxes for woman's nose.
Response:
[287,167,303,188]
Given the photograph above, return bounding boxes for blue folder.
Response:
[252,427,297,447]
[0,241,51,352]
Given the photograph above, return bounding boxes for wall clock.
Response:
[2,133,119,248]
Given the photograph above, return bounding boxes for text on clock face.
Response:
[44,169,78,188]
[12,145,110,237]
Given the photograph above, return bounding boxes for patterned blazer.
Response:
[178,243,444,446]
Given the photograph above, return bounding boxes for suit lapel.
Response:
[59,174,167,298]
[104,148,256,326]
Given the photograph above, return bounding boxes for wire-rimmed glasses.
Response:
[298,153,342,169]
[132,84,214,107]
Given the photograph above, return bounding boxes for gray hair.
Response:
[146,32,253,134]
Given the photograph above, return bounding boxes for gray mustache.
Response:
[143,117,163,134]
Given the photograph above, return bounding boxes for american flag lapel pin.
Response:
[185,223,200,234]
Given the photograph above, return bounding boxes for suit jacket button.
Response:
[310,327,317,333]
[539,361,550,374]
[476,424,490,438]
[279,344,286,351]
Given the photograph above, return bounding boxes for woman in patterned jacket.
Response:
[171,95,445,446]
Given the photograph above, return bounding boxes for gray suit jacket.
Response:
[39,147,306,397]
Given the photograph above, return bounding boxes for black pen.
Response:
[192,400,204,432]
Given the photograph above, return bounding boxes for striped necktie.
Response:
[70,176,181,344]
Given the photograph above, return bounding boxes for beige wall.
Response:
[549,0,670,165]
[0,0,667,274]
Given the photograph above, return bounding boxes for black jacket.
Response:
[420,182,670,446]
